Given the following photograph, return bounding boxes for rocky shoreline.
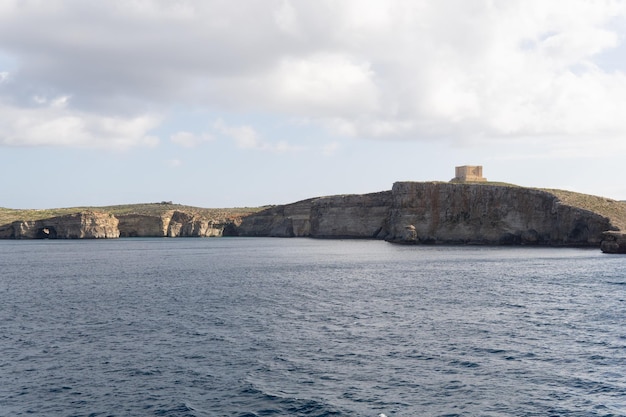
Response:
[2,182,626,253]
[0,206,250,239]
[235,182,626,253]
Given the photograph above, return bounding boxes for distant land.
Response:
[2,181,626,254]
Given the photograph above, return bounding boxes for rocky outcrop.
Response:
[166,211,239,237]
[236,192,392,238]
[234,199,315,237]
[117,210,242,237]
[236,182,624,247]
[2,183,624,248]
[310,192,392,238]
[600,231,626,254]
[0,208,244,239]
[5,211,119,239]
[385,182,617,246]
[117,213,168,237]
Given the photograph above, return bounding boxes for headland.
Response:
[2,167,626,253]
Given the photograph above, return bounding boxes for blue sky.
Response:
[2,0,626,209]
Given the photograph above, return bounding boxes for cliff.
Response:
[236,192,391,238]
[0,204,256,239]
[0,211,119,239]
[2,184,625,249]
[117,210,241,237]
[235,182,626,248]
[385,182,620,246]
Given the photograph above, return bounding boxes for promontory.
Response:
[2,172,626,254]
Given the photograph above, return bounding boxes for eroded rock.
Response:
[601,231,626,254]
[10,211,119,239]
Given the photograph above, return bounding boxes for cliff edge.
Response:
[2,184,625,250]
[0,203,257,239]
[236,182,626,248]
[385,182,623,246]
[0,211,119,239]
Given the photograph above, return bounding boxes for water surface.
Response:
[1,238,625,416]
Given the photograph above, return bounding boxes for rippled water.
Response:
[1,238,626,416]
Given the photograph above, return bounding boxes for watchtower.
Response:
[452,165,486,182]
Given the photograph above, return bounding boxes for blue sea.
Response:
[1,238,625,417]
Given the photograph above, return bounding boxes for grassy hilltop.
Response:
[0,202,264,225]
[540,188,626,231]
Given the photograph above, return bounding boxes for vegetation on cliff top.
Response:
[541,189,626,231]
[448,182,626,230]
[0,203,264,226]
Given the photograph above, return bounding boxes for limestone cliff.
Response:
[236,192,391,238]
[117,210,242,237]
[385,182,618,246]
[235,182,626,247]
[1,184,624,247]
[117,213,169,237]
[3,211,119,239]
[0,204,252,239]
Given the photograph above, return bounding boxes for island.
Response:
[2,166,626,254]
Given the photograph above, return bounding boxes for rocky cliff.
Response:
[385,182,618,246]
[117,211,240,237]
[235,182,626,248]
[600,231,626,254]
[0,204,252,239]
[0,211,119,239]
[236,192,392,238]
[2,184,625,248]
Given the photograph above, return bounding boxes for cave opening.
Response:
[37,226,58,239]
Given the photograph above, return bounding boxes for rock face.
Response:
[385,182,616,246]
[236,192,392,238]
[117,211,241,237]
[1,183,624,247]
[236,182,622,247]
[0,206,247,239]
[600,231,626,254]
[6,211,119,239]
[117,214,168,237]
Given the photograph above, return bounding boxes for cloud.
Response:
[213,118,304,152]
[274,0,300,37]
[170,131,213,148]
[266,53,379,116]
[0,96,159,149]
[1,0,626,152]
[213,118,263,150]
[165,158,183,168]
[322,141,340,156]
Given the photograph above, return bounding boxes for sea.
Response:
[1,238,625,417]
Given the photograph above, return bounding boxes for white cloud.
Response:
[274,0,300,36]
[1,0,626,154]
[170,131,213,148]
[213,118,304,153]
[267,53,379,116]
[322,141,340,156]
[165,158,183,168]
[213,118,262,150]
[50,95,70,109]
[0,100,159,149]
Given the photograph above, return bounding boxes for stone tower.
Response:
[452,165,486,182]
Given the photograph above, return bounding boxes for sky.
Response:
[1,0,626,209]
